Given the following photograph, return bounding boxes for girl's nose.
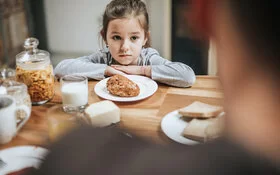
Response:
[121,39,129,53]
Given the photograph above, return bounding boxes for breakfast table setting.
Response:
[0,73,224,174]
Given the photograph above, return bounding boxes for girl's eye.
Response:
[131,36,139,41]
[112,36,121,40]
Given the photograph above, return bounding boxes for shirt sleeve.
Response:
[143,48,196,87]
[54,51,108,80]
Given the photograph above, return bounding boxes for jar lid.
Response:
[16,38,50,70]
[0,68,16,80]
[0,80,28,95]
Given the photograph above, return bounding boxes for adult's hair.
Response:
[191,0,280,79]
[100,0,151,48]
[226,0,280,78]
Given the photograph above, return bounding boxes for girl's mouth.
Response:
[119,54,131,57]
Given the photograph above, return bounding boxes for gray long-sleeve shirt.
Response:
[54,47,196,87]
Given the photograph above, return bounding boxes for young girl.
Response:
[54,0,196,87]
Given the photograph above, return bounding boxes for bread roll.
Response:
[106,75,140,97]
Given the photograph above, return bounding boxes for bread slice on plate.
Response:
[178,101,223,118]
[182,114,224,142]
[182,118,215,142]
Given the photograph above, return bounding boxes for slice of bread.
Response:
[182,118,216,142]
[178,101,223,118]
[182,112,225,142]
[204,113,225,140]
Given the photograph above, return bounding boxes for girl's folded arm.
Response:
[144,48,196,87]
[54,52,108,80]
[151,63,196,88]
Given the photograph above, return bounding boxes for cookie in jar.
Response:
[16,37,55,105]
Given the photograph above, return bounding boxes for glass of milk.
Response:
[60,75,88,113]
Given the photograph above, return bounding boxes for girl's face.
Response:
[105,16,148,65]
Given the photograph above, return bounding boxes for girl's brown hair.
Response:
[100,0,151,48]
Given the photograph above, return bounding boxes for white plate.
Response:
[161,110,199,145]
[0,146,49,174]
[94,75,158,102]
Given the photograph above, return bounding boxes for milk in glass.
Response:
[61,83,88,106]
[60,75,88,112]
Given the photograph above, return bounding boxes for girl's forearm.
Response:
[142,66,152,77]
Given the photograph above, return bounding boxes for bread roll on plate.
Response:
[106,74,140,97]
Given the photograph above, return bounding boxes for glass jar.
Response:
[15,37,55,105]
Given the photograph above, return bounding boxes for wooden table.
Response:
[0,76,224,150]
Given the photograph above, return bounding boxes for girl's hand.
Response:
[111,65,151,77]
[105,66,127,77]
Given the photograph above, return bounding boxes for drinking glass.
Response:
[60,75,88,112]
